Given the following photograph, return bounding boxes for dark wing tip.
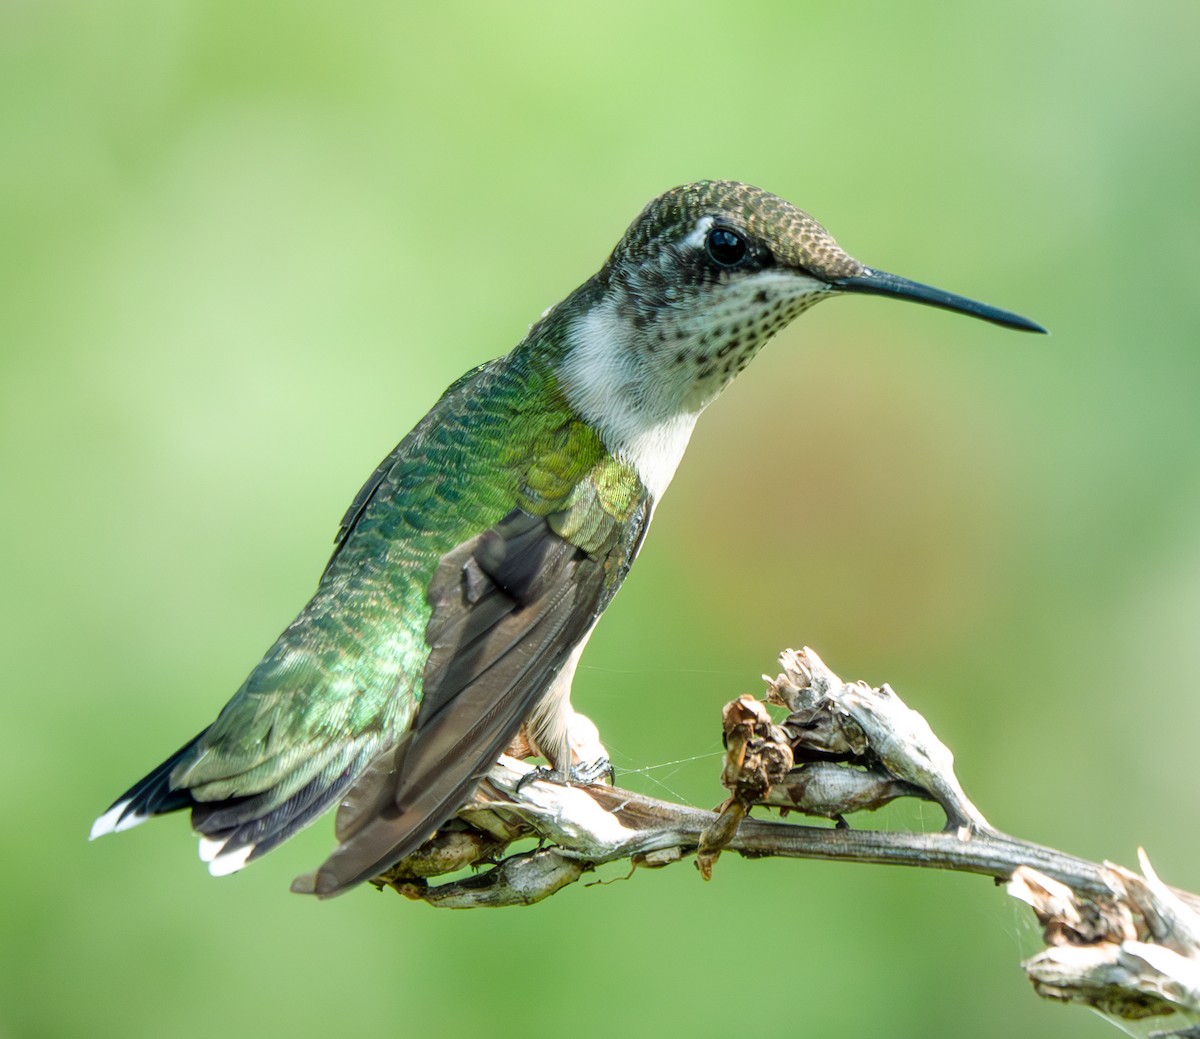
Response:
[289,870,338,897]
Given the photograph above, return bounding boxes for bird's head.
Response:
[549,181,1043,492]
[562,181,1043,419]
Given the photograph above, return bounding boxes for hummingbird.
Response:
[90,181,1045,897]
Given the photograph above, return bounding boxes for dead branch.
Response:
[372,647,1200,1035]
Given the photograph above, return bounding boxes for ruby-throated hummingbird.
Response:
[91,181,1045,897]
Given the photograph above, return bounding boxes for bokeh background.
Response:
[3,2,1198,1037]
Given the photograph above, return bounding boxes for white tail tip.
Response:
[200,839,254,877]
[90,800,149,841]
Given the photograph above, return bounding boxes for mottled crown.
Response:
[608,180,864,282]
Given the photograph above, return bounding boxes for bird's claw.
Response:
[572,756,615,785]
[515,757,614,793]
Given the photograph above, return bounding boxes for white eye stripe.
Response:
[680,215,716,251]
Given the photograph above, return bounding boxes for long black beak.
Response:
[831,267,1047,334]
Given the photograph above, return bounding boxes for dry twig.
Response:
[372,647,1199,1034]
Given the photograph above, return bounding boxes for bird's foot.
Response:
[572,756,615,785]
[515,757,614,793]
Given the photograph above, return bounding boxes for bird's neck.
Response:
[526,266,827,501]
[551,292,711,502]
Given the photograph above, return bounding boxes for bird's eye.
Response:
[705,226,747,266]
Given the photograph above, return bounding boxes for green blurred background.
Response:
[3,2,1198,1037]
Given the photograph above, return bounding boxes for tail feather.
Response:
[91,730,374,879]
[191,758,364,871]
[89,732,206,840]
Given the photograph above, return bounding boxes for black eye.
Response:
[705,226,747,266]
